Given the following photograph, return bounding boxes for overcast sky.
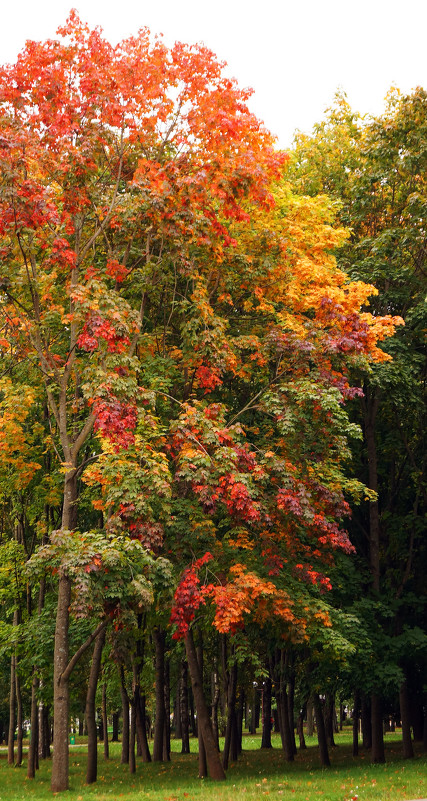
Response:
[1,0,426,148]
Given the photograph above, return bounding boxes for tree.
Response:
[290,87,427,761]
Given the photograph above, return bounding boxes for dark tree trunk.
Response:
[112,711,119,742]
[277,683,294,761]
[153,629,166,761]
[129,700,136,774]
[399,680,414,759]
[85,626,106,784]
[15,663,23,766]
[211,666,220,751]
[325,692,336,747]
[223,660,238,769]
[102,683,109,760]
[261,677,272,748]
[313,695,330,767]
[50,573,72,793]
[306,699,314,736]
[184,629,226,781]
[7,648,16,765]
[361,695,372,749]
[371,693,385,763]
[135,691,151,763]
[352,691,360,757]
[27,670,39,778]
[196,639,207,778]
[297,707,307,749]
[163,657,171,761]
[39,704,50,759]
[119,668,129,764]
[79,717,84,737]
[180,660,190,754]
[288,673,297,755]
[237,687,244,755]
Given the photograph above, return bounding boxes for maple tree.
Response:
[0,11,284,791]
[0,10,409,791]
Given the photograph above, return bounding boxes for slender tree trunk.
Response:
[306,699,314,736]
[180,660,190,754]
[39,703,50,760]
[7,651,16,765]
[211,666,220,751]
[371,693,385,764]
[153,629,166,761]
[15,664,23,766]
[129,701,136,774]
[184,629,226,781]
[297,709,307,749]
[102,683,109,760]
[163,657,171,761]
[399,680,414,759]
[325,692,336,747]
[352,691,360,757]
[112,711,119,742]
[361,695,372,749]
[85,626,106,784]
[313,694,330,767]
[223,660,238,769]
[27,669,39,778]
[288,672,297,755]
[196,637,207,778]
[261,676,272,748]
[51,572,72,792]
[120,668,129,764]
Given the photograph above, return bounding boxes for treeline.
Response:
[0,12,425,793]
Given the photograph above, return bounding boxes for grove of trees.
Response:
[0,13,425,794]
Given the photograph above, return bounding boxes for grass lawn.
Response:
[0,731,426,801]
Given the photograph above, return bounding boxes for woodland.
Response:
[0,12,426,797]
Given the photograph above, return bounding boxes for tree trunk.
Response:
[85,626,106,784]
[399,680,414,759]
[15,664,23,766]
[181,660,190,754]
[297,710,306,749]
[27,669,39,778]
[306,699,314,736]
[361,695,372,749]
[211,666,220,752]
[352,691,360,757]
[119,668,129,764]
[112,711,119,742]
[288,673,297,755]
[184,629,226,780]
[261,676,272,748]
[223,659,238,769]
[324,692,336,748]
[135,690,151,763]
[371,693,385,764]
[7,608,19,767]
[196,637,207,778]
[153,629,166,761]
[102,683,109,760]
[129,701,136,774]
[313,694,330,767]
[163,656,171,761]
[39,703,50,760]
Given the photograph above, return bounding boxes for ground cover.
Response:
[0,732,425,801]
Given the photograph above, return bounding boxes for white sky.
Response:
[1,0,426,148]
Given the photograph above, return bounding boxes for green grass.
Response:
[0,732,426,801]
